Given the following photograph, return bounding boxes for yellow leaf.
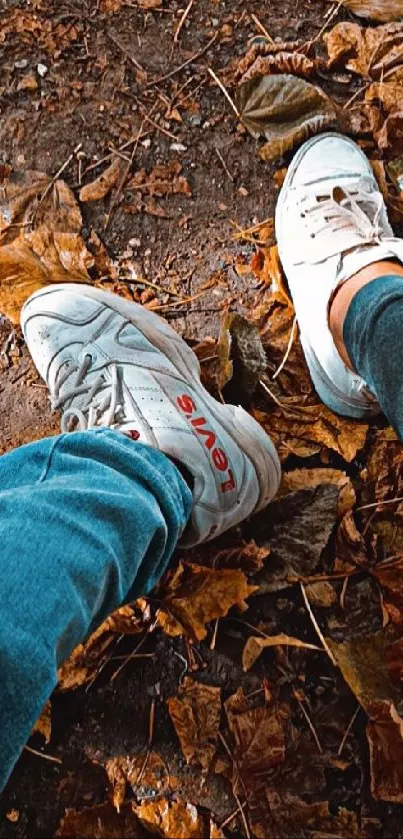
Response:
[167,677,221,770]
[242,633,321,671]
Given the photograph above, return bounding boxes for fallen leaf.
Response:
[343,0,403,22]
[367,700,403,802]
[265,790,380,837]
[225,688,285,795]
[305,580,337,608]
[242,633,321,671]
[0,168,92,323]
[156,561,257,641]
[56,802,145,838]
[325,21,403,79]
[80,157,123,202]
[5,811,19,824]
[105,752,174,811]
[134,798,223,839]
[237,74,338,162]
[32,699,51,744]
[239,53,317,85]
[280,467,356,518]
[129,161,192,198]
[167,677,221,770]
[217,312,267,403]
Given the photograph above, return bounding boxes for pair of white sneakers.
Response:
[21,134,402,546]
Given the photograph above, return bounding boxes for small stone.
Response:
[211,17,219,26]
[17,73,38,92]
[238,186,249,197]
[141,138,151,148]
[37,63,48,78]
[14,59,28,70]
[16,154,26,165]
[128,237,141,248]
[170,142,187,152]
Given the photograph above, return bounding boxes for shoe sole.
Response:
[276,132,380,419]
[21,283,281,510]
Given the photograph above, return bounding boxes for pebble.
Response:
[37,63,48,78]
[141,138,151,148]
[170,142,187,152]
[14,59,28,70]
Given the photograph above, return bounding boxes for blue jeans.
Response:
[0,428,192,791]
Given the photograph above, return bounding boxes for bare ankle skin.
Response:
[329,260,403,372]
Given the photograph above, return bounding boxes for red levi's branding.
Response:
[177,394,236,494]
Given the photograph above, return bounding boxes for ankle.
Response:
[329,260,403,371]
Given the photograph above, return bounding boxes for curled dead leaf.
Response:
[156,561,257,641]
[239,53,317,85]
[237,74,338,162]
[134,798,223,839]
[79,157,123,202]
[167,677,221,770]
[325,22,403,79]
[242,633,321,671]
[104,752,174,811]
[343,0,403,22]
[280,467,356,518]
[56,802,145,838]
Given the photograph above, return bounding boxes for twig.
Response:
[215,147,234,182]
[251,13,275,44]
[85,131,152,174]
[218,734,251,838]
[343,82,371,111]
[133,97,177,139]
[107,31,144,72]
[149,286,211,311]
[210,618,219,650]
[116,276,183,298]
[340,575,349,609]
[338,705,360,756]
[299,0,345,52]
[300,583,338,666]
[293,690,323,754]
[208,68,241,119]
[272,316,298,379]
[33,143,82,221]
[111,620,157,681]
[105,106,157,230]
[172,0,194,48]
[24,745,62,764]
[357,495,403,512]
[148,698,156,748]
[147,33,217,87]
[259,378,287,412]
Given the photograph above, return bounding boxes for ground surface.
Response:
[1,1,403,837]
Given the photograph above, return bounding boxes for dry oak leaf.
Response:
[242,633,321,671]
[280,467,356,518]
[134,798,223,839]
[56,802,146,838]
[237,74,338,162]
[156,561,257,641]
[105,752,175,811]
[79,157,123,202]
[0,169,91,324]
[325,22,403,79]
[31,699,51,744]
[225,688,285,795]
[343,0,403,22]
[167,677,221,770]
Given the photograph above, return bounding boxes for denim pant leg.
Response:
[0,428,192,790]
[343,274,403,440]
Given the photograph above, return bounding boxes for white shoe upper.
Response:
[276,132,403,418]
[21,284,281,545]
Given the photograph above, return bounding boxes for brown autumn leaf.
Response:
[31,699,51,744]
[359,427,403,553]
[327,631,403,802]
[105,752,175,811]
[56,802,146,838]
[280,467,356,518]
[242,633,321,671]
[156,561,257,641]
[305,580,337,608]
[239,52,317,85]
[334,511,369,571]
[134,798,223,839]
[225,688,285,795]
[373,557,403,625]
[255,403,368,462]
[129,161,192,199]
[79,157,123,202]
[237,74,338,162]
[265,790,380,838]
[167,677,221,770]
[325,21,403,79]
[343,0,403,22]
[0,168,92,324]
[233,40,305,83]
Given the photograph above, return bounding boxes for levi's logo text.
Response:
[177,394,236,494]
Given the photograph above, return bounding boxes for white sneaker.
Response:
[276,132,403,418]
[21,284,281,545]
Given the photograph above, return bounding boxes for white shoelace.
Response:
[300,180,384,242]
[51,355,122,432]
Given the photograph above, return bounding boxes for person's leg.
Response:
[329,263,403,438]
[0,427,192,791]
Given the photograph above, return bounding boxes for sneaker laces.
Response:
[300,178,384,243]
[51,354,123,432]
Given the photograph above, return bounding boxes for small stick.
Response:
[299,0,345,52]
[34,143,82,220]
[208,68,241,120]
[259,378,287,411]
[132,99,177,139]
[293,690,323,754]
[272,316,298,380]
[338,705,360,756]
[149,286,211,311]
[300,583,338,666]
[172,0,194,48]
[343,82,371,111]
[215,147,234,182]
[85,131,152,174]
[24,745,62,764]
[250,13,275,44]
[148,698,156,748]
[210,618,219,650]
[357,495,403,512]
[340,575,349,609]
[107,31,144,72]
[148,33,217,87]
[111,620,157,680]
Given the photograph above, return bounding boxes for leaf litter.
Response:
[4,0,403,836]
